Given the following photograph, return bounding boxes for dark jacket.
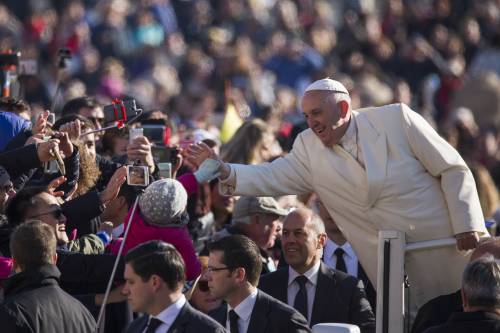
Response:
[422,311,500,333]
[125,302,226,333]
[0,264,96,333]
[0,144,41,180]
[209,290,311,333]
[258,262,375,333]
[411,290,462,333]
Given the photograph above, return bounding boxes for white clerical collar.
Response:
[339,117,357,148]
[288,260,321,287]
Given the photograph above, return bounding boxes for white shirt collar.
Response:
[153,294,186,327]
[339,117,357,147]
[324,238,356,259]
[288,260,321,287]
[228,288,258,322]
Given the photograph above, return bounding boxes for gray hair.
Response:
[326,91,351,111]
[462,255,500,309]
[308,212,326,236]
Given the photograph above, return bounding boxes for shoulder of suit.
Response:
[258,290,300,315]
[320,263,359,285]
[124,315,148,333]
[185,304,226,329]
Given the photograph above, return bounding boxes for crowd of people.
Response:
[1,0,500,332]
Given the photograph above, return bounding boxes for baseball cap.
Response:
[232,196,288,221]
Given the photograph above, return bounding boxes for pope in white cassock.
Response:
[188,78,489,313]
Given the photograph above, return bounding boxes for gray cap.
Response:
[139,179,187,227]
[232,196,288,221]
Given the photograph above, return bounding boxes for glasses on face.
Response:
[206,266,236,274]
[29,207,64,220]
[197,280,210,292]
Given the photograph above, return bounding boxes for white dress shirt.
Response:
[226,288,258,333]
[323,239,359,277]
[338,117,364,167]
[287,261,321,324]
[144,294,186,333]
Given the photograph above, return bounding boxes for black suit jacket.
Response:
[258,262,375,333]
[209,290,311,333]
[124,302,226,333]
[422,311,500,333]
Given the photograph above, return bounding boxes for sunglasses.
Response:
[197,280,210,292]
[29,207,64,220]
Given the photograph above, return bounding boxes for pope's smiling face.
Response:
[301,90,350,146]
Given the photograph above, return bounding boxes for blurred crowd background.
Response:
[2,0,500,221]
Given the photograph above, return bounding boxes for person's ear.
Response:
[318,233,327,249]
[52,252,58,265]
[338,100,349,118]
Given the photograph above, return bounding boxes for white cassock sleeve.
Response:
[219,132,314,197]
[401,104,487,236]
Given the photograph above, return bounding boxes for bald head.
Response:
[471,237,500,261]
[285,207,325,236]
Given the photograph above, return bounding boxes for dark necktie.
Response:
[334,247,347,273]
[229,309,240,333]
[293,275,308,321]
[145,317,163,333]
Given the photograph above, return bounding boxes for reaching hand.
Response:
[58,119,82,143]
[455,231,480,251]
[186,142,217,167]
[52,132,74,158]
[32,110,50,136]
[100,166,127,205]
[127,137,155,173]
[36,139,60,162]
[187,142,231,179]
[47,176,67,197]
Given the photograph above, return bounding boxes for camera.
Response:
[126,165,149,187]
[103,99,139,125]
[143,125,166,145]
[151,146,180,166]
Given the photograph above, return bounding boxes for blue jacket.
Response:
[0,111,31,151]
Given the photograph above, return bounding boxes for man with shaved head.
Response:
[259,207,375,332]
[188,78,489,313]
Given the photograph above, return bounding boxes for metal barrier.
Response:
[375,232,456,333]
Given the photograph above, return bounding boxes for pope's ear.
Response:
[338,100,349,117]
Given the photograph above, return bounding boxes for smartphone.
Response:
[129,128,144,143]
[103,99,138,124]
[143,125,166,145]
[151,146,179,165]
[126,165,149,187]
